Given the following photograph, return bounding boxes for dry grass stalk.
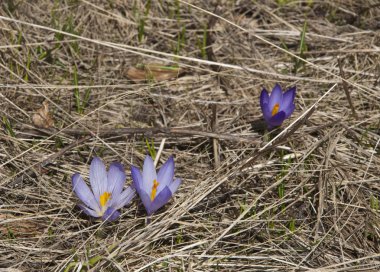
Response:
[0,1,379,271]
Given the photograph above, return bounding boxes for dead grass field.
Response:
[1,0,380,271]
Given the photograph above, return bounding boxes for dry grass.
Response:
[1,0,380,271]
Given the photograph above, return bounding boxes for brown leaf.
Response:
[126,63,183,82]
[32,100,54,128]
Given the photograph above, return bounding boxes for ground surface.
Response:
[0,0,380,271]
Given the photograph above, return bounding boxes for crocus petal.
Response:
[139,190,154,215]
[149,187,172,215]
[112,187,136,210]
[261,102,272,122]
[102,207,120,221]
[283,103,295,118]
[281,86,296,113]
[78,204,99,218]
[268,111,286,128]
[169,178,181,195]
[268,84,283,111]
[260,89,272,121]
[260,88,269,108]
[107,162,126,206]
[72,173,100,212]
[131,165,143,193]
[157,156,175,193]
[142,155,157,194]
[89,157,108,204]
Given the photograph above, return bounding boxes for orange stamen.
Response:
[272,103,280,116]
[150,179,159,201]
[99,192,111,208]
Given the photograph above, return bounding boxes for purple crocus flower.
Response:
[260,84,296,129]
[72,157,135,221]
[131,155,181,216]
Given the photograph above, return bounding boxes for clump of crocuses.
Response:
[131,155,181,216]
[72,157,135,221]
[260,84,296,129]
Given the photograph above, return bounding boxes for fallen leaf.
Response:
[126,63,183,82]
[32,100,54,128]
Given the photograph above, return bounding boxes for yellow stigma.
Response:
[271,103,280,116]
[150,179,159,201]
[99,192,111,208]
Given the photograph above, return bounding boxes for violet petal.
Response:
[112,186,136,210]
[149,187,172,215]
[169,178,181,195]
[157,156,175,193]
[268,84,283,111]
[102,207,120,221]
[139,190,154,215]
[78,204,99,218]
[283,103,295,118]
[260,88,269,107]
[107,162,126,206]
[131,165,143,193]
[268,111,286,128]
[281,86,296,115]
[89,157,108,205]
[261,103,272,122]
[72,173,100,212]
[142,155,157,194]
